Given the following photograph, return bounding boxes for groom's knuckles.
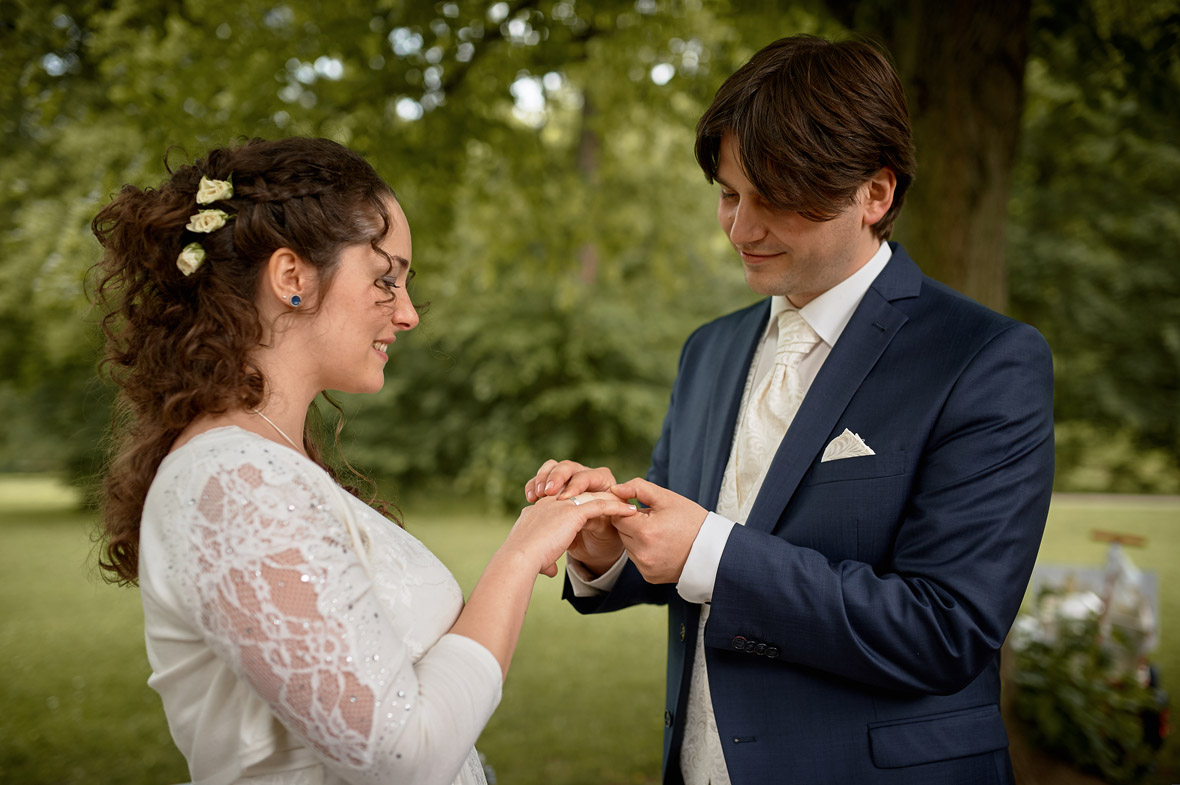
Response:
[616,476,654,503]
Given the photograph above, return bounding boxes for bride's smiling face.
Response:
[303,198,419,395]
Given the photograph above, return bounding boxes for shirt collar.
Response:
[766,242,893,347]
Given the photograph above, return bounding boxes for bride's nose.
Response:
[392,291,419,331]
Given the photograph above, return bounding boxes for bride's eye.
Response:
[376,268,413,298]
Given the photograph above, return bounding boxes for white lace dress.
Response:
[139,427,502,785]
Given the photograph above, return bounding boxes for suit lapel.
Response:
[699,301,770,510]
[745,248,922,532]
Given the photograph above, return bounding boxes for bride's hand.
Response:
[563,491,628,577]
[504,493,636,578]
[525,459,616,503]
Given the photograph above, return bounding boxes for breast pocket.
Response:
[786,451,910,564]
[804,450,906,485]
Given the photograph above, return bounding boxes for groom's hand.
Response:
[610,478,708,584]
[525,460,624,577]
[525,459,616,502]
[564,491,627,577]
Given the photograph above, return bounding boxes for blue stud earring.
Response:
[289,294,302,307]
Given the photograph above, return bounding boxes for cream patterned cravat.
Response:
[681,308,821,785]
[731,308,821,511]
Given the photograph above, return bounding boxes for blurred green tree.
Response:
[0,0,1176,505]
[1008,0,1180,492]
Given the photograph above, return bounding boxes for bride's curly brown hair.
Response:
[91,137,403,585]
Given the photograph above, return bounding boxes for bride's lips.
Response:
[372,337,394,361]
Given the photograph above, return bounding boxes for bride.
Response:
[90,136,635,785]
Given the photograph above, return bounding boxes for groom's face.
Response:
[715,133,879,307]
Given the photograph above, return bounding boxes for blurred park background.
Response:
[1,0,1177,783]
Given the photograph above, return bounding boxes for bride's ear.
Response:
[263,247,315,310]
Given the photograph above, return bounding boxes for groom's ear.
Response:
[862,168,897,229]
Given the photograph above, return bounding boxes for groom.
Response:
[527,34,1053,785]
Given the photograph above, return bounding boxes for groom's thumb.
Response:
[611,477,661,508]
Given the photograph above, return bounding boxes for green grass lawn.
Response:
[0,476,1175,784]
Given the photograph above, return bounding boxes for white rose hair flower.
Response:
[176,242,206,276]
[196,175,233,204]
[186,208,230,233]
[177,174,233,280]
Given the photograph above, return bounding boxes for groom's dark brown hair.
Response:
[694,35,916,241]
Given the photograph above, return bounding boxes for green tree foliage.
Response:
[0,0,774,504]
[1009,0,1180,493]
[0,0,1176,504]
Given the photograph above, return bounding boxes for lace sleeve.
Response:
[172,451,501,785]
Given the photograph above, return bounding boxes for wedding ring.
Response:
[570,493,595,506]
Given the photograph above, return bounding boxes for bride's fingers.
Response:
[525,459,560,501]
[533,460,578,500]
[571,497,637,521]
[527,461,618,502]
[568,490,618,503]
[539,461,582,498]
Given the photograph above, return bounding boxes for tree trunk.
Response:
[827,0,1030,313]
[577,93,600,285]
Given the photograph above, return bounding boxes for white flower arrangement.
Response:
[196,176,233,204]
[178,174,233,278]
[186,208,230,233]
[176,242,206,276]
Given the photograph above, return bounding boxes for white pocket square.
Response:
[821,429,876,462]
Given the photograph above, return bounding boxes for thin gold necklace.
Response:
[250,408,302,453]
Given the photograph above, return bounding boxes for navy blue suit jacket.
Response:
[566,245,1054,784]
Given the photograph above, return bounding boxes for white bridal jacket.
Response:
[139,427,501,785]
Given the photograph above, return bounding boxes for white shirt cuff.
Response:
[566,551,629,597]
[676,512,737,604]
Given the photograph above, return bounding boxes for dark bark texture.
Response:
[827,0,1031,312]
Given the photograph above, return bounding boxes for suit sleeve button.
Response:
[731,636,747,650]
[665,709,674,727]
[744,640,757,653]
[766,647,780,659]
[755,643,767,655]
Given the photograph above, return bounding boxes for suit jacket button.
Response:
[766,647,780,659]
[680,623,686,642]
[731,636,747,650]
[744,640,757,653]
[755,643,767,655]
[665,709,674,727]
